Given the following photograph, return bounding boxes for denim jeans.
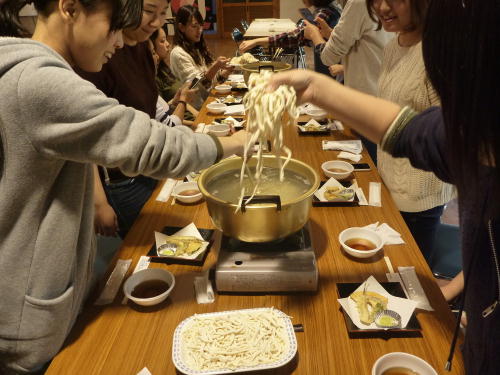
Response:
[104,175,158,238]
[400,204,445,264]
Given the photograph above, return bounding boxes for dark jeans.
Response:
[359,134,377,165]
[400,204,445,264]
[104,175,158,238]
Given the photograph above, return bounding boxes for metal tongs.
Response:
[272,47,283,61]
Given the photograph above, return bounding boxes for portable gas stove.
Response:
[215,223,318,292]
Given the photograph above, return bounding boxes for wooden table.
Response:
[244,18,297,38]
[46,91,464,375]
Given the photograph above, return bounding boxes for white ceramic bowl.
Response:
[172,181,203,203]
[338,227,384,258]
[306,108,327,120]
[123,268,175,307]
[206,102,227,114]
[321,160,354,180]
[372,352,438,375]
[214,84,232,94]
[207,123,231,137]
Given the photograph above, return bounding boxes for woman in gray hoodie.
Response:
[0,0,247,372]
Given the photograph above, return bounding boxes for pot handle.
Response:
[258,65,275,73]
[240,195,281,212]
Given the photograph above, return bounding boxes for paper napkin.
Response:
[362,222,405,245]
[338,151,362,162]
[322,140,363,154]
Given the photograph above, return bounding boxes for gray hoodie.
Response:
[0,38,218,373]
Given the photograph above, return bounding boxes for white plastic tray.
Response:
[172,307,297,375]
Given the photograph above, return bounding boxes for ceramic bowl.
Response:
[207,123,231,137]
[206,102,227,114]
[214,84,232,94]
[321,160,354,180]
[123,268,175,307]
[172,181,203,203]
[306,108,328,120]
[338,227,384,258]
[372,352,438,375]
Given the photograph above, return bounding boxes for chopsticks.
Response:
[272,47,283,61]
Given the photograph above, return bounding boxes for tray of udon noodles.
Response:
[172,307,297,375]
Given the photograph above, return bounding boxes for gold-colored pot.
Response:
[198,155,320,242]
[241,61,292,85]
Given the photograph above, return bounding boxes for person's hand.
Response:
[239,40,257,53]
[329,64,344,77]
[315,16,333,39]
[179,82,198,105]
[303,20,323,41]
[267,69,326,105]
[218,129,253,158]
[94,202,119,237]
[215,56,230,69]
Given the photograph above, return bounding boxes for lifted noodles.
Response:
[238,71,299,211]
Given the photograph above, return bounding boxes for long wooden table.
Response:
[46,91,464,374]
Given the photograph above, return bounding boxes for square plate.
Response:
[147,226,214,266]
[172,308,297,375]
[337,282,421,337]
[297,120,331,135]
[219,96,243,105]
[213,117,245,129]
[313,180,359,207]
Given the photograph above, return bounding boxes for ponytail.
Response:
[0,0,34,37]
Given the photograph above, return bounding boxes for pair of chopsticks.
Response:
[272,47,283,61]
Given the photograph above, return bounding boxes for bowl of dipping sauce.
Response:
[172,181,203,203]
[123,268,175,307]
[207,102,227,115]
[214,84,232,94]
[321,160,354,180]
[372,352,437,375]
[207,123,231,137]
[338,227,384,258]
[306,108,327,120]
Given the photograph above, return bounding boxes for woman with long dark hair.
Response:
[170,4,232,109]
[269,0,500,372]
[0,0,247,372]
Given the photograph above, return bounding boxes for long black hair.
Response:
[0,0,142,37]
[173,5,213,66]
[423,0,500,212]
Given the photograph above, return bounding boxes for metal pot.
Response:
[198,155,320,242]
[241,61,292,85]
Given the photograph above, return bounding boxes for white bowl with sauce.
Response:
[321,160,354,180]
[172,181,203,203]
[372,352,438,375]
[207,102,227,114]
[214,84,232,94]
[123,268,175,307]
[338,227,384,258]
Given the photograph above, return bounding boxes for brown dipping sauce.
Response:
[131,279,170,299]
[345,238,376,251]
[381,367,420,375]
[327,168,348,174]
[178,189,199,196]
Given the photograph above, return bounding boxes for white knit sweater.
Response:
[169,45,210,109]
[377,37,455,212]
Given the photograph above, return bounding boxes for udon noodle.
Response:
[238,71,299,211]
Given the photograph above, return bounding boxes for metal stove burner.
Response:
[215,224,318,293]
